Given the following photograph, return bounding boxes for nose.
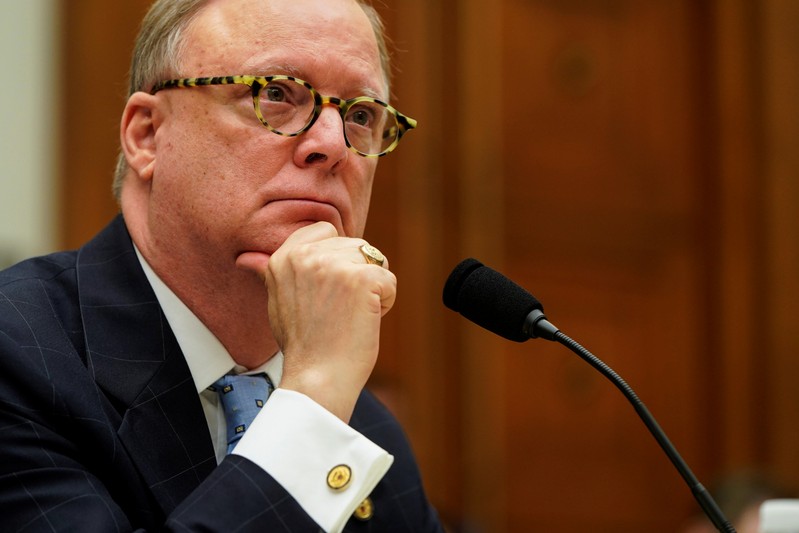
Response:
[294,105,349,169]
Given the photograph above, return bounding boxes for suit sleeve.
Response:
[232,389,394,532]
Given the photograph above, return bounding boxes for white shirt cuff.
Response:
[231,388,394,533]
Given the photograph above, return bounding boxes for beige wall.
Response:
[0,0,59,267]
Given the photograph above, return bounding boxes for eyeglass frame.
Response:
[150,74,418,157]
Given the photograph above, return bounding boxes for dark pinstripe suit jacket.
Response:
[0,216,442,532]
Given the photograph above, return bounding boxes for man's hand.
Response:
[251,222,396,422]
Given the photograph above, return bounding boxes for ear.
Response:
[120,92,162,182]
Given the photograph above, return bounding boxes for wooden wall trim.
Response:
[59,0,151,248]
[761,0,799,484]
[713,0,799,488]
[712,0,766,468]
[389,0,461,522]
[458,0,508,529]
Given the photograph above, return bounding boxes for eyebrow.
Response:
[246,64,386,101]
[357,85,384,100]
[248,64,301,77]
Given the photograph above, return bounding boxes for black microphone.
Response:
[442,257,559,341]
[443,258,737,533]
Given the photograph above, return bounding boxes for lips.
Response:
[264,198,343,227]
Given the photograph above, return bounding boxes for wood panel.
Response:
[494,1,710,529]
[59,0,152,249]
[712,0,768,470]
[760,0,799,489]
[365,0,464,525]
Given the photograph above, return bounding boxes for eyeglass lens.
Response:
[258,79,399,155]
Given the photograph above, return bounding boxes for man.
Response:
[0,0,442,531]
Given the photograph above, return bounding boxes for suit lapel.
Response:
[76,216,216,516]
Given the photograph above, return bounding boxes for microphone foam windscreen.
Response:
[443,258,542,342]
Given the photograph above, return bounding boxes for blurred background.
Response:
[1,0,797,531]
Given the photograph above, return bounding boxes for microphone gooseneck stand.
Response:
[525,309,736,533]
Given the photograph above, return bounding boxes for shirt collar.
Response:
[133,245,282,392]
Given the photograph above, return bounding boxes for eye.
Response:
[258,79,315,133]
[262,79,312,106]
[351,110,371,126]
[265,84,286,102]
[347,104,377,128]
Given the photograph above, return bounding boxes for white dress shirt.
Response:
[134,247,393,533]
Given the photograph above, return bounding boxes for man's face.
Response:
[145,0,384,271]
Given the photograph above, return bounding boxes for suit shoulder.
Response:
[0,250,80,325]
[0,251,78,292]
[0,250,83,361]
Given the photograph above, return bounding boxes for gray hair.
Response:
[112,0,392,201]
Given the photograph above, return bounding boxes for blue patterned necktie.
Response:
[212,373,274,455]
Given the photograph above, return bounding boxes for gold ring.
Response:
[359,244,385,267]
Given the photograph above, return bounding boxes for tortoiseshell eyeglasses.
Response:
[151,75,417,157]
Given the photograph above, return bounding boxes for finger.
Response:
[374,267,397,317]
[236,221,340,279]
[280,221,339,248]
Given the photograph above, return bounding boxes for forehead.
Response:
[182,0,385,95]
